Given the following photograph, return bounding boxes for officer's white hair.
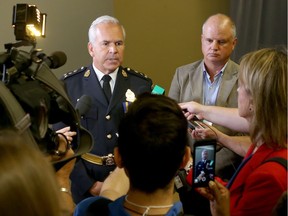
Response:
[88,15,126,44]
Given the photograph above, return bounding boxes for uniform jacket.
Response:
[195,159,214,182]
[168,59,242,180]
[229,144,287,216]
[62,65,152,203]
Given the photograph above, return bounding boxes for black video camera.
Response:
[0,4,93,165]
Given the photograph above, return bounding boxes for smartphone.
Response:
[188,116,205,130]
[192,139,216,187]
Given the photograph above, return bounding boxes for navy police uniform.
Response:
[194,159,214,184]
[62,65,153,203]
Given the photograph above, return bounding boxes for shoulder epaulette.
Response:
[122,67,151,80]
[62,66,88,80]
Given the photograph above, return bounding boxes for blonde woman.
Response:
[181,47,287,216]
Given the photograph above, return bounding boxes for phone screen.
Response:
[192,139,216,187]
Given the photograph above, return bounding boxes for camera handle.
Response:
[0,81,37,148]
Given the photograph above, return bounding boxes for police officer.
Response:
[62,15,153,203]
[195,149,214,185]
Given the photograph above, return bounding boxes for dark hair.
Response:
[118,93,188,193]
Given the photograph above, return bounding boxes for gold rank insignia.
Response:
[122,69,128,77]
[84,70,90,77]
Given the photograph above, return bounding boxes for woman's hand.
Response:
[188,124,219,140]
[179,101,205,120]
[55,148,76,215]
[197,180,230,216]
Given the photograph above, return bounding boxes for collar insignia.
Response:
[122,69,128,78]
[84,70,90,77]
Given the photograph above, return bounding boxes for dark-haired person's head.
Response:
[115,93,190,193]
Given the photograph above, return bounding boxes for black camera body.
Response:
[0,4,93,164]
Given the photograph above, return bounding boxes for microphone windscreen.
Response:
[152,85,165,95]
[75,95,92,116]
[50,51,67,69]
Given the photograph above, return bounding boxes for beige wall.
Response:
[1,1,230,93]
[115,0,230,93]
[0,0,114,77]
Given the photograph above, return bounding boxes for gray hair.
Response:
[88,15,126,44]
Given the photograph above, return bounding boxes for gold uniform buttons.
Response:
[106,115,111,120]
[106,134,112,139]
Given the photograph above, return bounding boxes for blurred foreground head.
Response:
[117,93,189,192]
[0,130,61,216]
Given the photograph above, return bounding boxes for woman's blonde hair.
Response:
[0,130,62,216]
[239,47,287,148]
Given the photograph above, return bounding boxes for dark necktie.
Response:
[102,75,111,102]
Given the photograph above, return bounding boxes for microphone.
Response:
[75,95,92,116]
[152,85,165,95]
[136,85,165,95]
[37,51,67,69]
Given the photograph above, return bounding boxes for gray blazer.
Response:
[169,59,242,180]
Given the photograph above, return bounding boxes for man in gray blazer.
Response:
[169,14,243,215]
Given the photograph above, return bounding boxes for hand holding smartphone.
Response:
[192,139,216,187]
